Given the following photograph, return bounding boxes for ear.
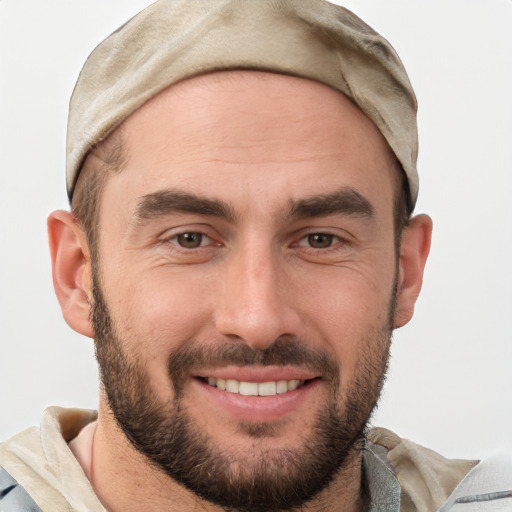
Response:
[48,210,94,338]
[394,214,433,328]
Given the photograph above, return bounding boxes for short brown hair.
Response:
[71,129,126,261]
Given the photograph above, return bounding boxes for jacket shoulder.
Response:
[368,427,478,512]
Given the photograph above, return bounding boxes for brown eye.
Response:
[176,233,204,248]
[307,233,334,248]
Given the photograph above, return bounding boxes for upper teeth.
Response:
[207,377,303,396]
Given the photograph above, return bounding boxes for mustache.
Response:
[168,336,340,394]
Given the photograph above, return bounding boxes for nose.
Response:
[214,242,302,350]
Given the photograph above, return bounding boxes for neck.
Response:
[89,402,366,512]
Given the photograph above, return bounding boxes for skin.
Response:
[48,71,432,512]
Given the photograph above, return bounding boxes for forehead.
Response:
[101,71,397,217]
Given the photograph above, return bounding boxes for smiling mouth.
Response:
[199,377,312,396]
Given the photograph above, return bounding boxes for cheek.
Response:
[105,269,216,399]
[296,261,395,373]
[110,269,214,357]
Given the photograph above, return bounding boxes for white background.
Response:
[1,1,511,460]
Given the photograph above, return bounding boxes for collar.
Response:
[363,441,402,512]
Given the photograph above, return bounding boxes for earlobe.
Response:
[47,210,94,338]
[394,214,433,328]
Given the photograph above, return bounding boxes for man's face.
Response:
[92,71,400,510]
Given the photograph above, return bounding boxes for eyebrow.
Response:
[288,188,375,220]
[133,190,236,223]
[132,186,375,225]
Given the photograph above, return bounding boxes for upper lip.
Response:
[195,365,319,383]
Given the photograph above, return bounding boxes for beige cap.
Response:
[67,0,418,209]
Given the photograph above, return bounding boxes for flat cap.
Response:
[67,0,418,208]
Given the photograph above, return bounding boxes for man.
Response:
[1,1,510,511]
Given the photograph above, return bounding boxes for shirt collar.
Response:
[363,441,401,512]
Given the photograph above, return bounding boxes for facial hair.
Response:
[92,278,393,512]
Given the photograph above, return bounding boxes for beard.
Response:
[92,276,394,512]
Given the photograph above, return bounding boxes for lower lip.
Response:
[192,378,321,422]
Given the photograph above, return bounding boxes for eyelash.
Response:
[294,233,344,250]
[166,231,218,249]
[163,230,346,252]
